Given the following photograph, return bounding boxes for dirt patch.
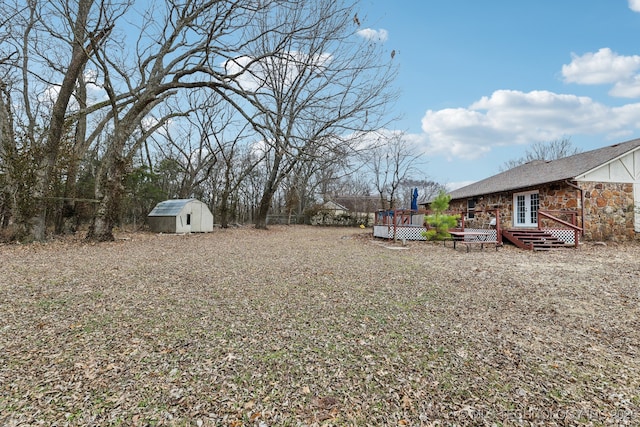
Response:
[1,226,639,425]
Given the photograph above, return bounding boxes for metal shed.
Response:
[147,199,214,233]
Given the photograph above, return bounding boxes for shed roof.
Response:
[448,138,640,200]
[148,199,196,217]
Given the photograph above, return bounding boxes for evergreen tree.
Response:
[423,190,459,241]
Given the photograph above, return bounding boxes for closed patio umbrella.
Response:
[411,188,418,211]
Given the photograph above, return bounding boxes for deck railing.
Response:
[538,210,582,248]
[375,209,427,240]
[374,208,504,244]
[453,208,502,245]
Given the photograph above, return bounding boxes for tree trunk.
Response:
[0,82,14,231]
[255,185,277,229]
[0,190,10,229]
[55,159,80,234]
[254,149,287,230]
[378,192,387,211]
[87,194,118,242]
[255,191,275,230]
[86,156,125,242]
[218,187,231,228]
[29,1,107,241]
[57,69,89,235]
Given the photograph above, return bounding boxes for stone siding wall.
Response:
[448,181,637,242]
[448,193,513,229]
[582,182,635,241]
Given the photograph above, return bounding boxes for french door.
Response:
[513,191,539,227]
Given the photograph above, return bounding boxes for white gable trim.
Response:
[575,147,640,183]
[635,184,640,233]
[575,148,640,233]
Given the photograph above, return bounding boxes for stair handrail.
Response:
[538,210,582,248]
[479,208,501,244]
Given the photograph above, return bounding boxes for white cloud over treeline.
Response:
[415,48,640,160]
[356,28,388,42]
[418,90,640,159]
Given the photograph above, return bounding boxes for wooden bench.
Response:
[459,240,500,252]
[444,231,500,252]
[446,231,497,251]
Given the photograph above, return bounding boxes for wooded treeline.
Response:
[0,0,436,242]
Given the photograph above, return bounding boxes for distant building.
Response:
[147,199,214,233]
[311,196,382,226]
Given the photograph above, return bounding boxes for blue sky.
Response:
[357,0,640,189]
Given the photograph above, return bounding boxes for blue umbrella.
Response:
[411,188,418,211]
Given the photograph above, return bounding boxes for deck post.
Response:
[495,208,502,245]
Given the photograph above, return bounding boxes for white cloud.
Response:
[610,75,640,98]
[561,48,640,85]
[141,116,172,135]
[39,85,60,107]
[46,69,109,113]
[418,89,640,160]
[446,180,476,191]
[630,0,640,12]
[356,28,388,42]
[223,51,333,92]
[224,55,263,91]
[562,48,640,98]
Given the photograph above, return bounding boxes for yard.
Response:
[1,226,639,426]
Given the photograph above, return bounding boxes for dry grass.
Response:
[1,225,639,426]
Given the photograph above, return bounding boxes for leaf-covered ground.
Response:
[1,226,639,426]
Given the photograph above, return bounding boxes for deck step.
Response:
[502,229,568,251]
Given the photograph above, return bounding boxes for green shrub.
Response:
[422,191,459,241]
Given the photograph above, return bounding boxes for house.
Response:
[147,199,214,233]
[310,196,384,226]
[310,200,351,226]
[440,138,640,243]
[334,195,388,225]
[318,200,349,215]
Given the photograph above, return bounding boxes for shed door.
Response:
[634,184,640,232]
[513,191,539,228]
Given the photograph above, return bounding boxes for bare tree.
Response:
[210,124,264,228]
[398,178,447,208]
[500,137,581,171]
[84,0,291,240]
[317,168,373,201]
[0,8,17,229]
[152,92,265,228]
[366,132,424,210]
[0,0,122,240]
[150,95,222,200]
[1,0,398,240]
[223,0,398,229]
[31,0,117,240]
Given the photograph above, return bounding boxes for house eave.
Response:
[448,179,576,202]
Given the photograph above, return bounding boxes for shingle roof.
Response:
[320,200,349,211]
[448,138,640,200]
[332,196,384,212]
[148,199,196,216]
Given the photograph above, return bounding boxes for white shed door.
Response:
[191,203,201,232]
[634,183,640,232]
